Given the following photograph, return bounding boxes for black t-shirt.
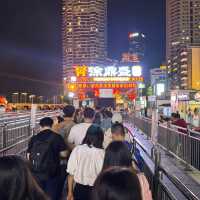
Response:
[27,129,67,175]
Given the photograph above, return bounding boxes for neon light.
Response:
[74,65,143,78]
[93,77,130,82]
[132,66,142,76]
[75,65,87,77]
[118,66,131,77]
[103,66,118,76]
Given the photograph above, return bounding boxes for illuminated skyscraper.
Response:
[62,0,107,78]
[166,0,200,89]
[121,32,146,64]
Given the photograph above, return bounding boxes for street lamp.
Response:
[29,95,36,104]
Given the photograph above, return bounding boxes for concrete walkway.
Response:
[125,123,200,200]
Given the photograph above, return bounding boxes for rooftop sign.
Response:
[74,65,142,78]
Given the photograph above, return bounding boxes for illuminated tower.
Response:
[122,32,146,63]
[166,0,200,89]
[62,0,107,78]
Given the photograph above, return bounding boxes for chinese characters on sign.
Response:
[75,65,142,77]
[77,83,137,89]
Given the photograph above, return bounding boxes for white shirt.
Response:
[67,144,105,186]
[68,123,91,146]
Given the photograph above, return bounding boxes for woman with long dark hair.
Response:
[102,141,152,200]
[92,167,142,200]
[102,141,135,171]
[67,124,104,200]
[0,155,48,200]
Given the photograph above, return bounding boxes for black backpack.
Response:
[29,134,58,180]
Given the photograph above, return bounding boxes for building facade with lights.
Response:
[122,32,146,64]
[62,0,107,78]
[166,0,200,90]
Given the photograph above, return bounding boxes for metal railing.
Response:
[130,115,200,170]
[0,110,61,157]
[125,125,199,200]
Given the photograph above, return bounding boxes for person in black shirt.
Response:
[27,117,67,200]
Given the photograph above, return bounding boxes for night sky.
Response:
[0,0,165,96]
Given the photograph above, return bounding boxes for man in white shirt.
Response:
[68,107,95,150]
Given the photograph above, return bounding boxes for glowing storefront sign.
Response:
[93,77,131,82]
[132,66,142,76]
[75,65,143,78]
[118,66,131,77]
[76,83,137,89]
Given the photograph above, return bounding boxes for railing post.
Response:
[153,149,161,200]
[2,124,7,156]
[185,131,191,171]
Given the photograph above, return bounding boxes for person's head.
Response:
[102,141,132,170]
[82,124,104,149]
[171,113,179,122]
[111,122,125,141]
[74,108,83,123]
[194,108,199,114]
[57,116,64,123]
[92,167,142,200]
[63,105,75,118]
[95,105,101,111]
[84,107,95,122]
[112,113,123,124]
[104,110,113,119]
[39,117,54,128]
[0,156,48,200]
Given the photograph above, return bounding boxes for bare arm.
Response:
[27,153,30,160]
[68,143,76,151]
[67,175,74,200]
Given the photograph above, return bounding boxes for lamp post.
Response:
[29,95,36,104]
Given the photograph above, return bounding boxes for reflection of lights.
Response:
[63,77,67,81]
[68,92,75,98]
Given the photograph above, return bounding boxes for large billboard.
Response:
[66,65,144,90]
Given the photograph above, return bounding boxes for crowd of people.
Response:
[0,105,152,200]
[158,108,200,134]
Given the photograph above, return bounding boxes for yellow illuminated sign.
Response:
[75,65,87,77]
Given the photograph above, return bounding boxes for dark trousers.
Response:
[36,175,66,200]
[74,183,93,200]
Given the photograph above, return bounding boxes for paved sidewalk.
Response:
[125,123,200,199]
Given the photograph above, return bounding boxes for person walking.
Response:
[0,155,48,200]
[27,117,68,200]
[67,124,104,200]
[68,107,95,150]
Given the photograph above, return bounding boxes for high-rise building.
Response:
[62,0,107,78]
[166,0,200,89]
[129,32,146,61]
[121,32,146,64]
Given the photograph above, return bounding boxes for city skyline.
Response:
[0,0,165,96]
